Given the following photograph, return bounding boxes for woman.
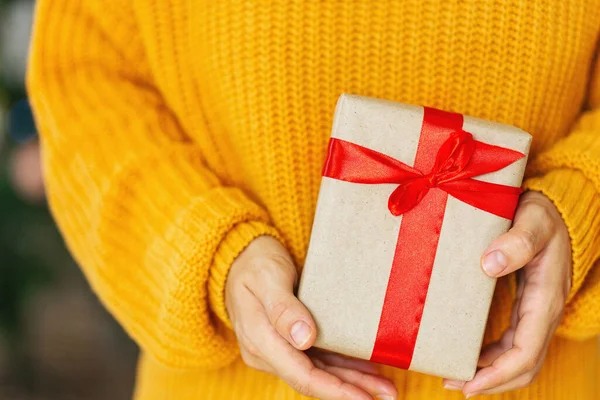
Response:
[28,0,600,399]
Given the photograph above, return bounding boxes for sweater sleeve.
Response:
[522,52,600,340]
[27,0,280,369]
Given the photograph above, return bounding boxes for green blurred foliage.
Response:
[0,178,58,343]
[0,0,62,358]
[0,4,138,397]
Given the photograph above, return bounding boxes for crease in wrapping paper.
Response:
[298,94,531,380]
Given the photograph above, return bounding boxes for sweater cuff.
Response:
[209,221,283,328]
[523,169,600,302]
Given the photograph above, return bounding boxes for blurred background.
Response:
[0,1,138,399]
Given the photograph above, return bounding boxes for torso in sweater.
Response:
[154,0,600,264]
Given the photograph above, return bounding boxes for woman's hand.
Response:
[226,236,398,400]
[443,191,572,397]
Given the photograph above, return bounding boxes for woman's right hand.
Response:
[225,236,398,400]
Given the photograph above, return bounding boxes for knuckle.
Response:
[539,294,566,328]
[239,330,260,357]
[268,299,295,329]
[525,373,537,386]
[523,353,540,372]
[288,365,320,397]
[246,258,269,281]
[522,370,539,387]
[245,341,261,358]
[289,378,312,397]
[531,202,558,233]
[268,252,296,270]
[513,380,529,390]
[240,350,255,368]
[232,272,253,294]
[253,364,270,374]
[248,257,296,288]
[265,254,298,282]
[530,201,553,221]
[513,228,537,259]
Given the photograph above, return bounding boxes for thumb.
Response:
[248,241,317,350]
[481,198,553,278]
[262,287,317,350]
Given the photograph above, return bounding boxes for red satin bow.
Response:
[322,130,525,219]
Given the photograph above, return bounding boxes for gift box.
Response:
[298,94,531,380]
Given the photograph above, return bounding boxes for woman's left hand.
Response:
[443,191,572,397]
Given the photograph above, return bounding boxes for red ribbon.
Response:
[322,107,525,369]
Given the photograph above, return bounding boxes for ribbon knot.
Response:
[388,129,478,215]
[425,174,438,188]
[322,127,525,220]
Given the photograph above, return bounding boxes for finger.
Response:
[444,328,516,390]
[311,357,398,399]
[242,299,371,400]
[481,201,554,277]
[477,328,515,368]
[462,294,553,396]
[476,275,523,369]
[510,271,526,329]
[310,350,381,375]
[266,330,373,399]
[442,379,465,391]
[247,257,317,350]
[476,276,523,369]
[233,293,279,375]
[466,367,542,397]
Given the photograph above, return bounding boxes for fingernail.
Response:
[482,250,507,276]
[290,321,311,347]
[444,384,462,391]
[465,393,480,399]
[375,396,395,400]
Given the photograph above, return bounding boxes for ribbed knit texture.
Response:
[27,0,600,399]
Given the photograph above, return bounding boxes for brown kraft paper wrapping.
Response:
[298,94,532,381]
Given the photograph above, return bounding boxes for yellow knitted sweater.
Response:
[28,0,600,399]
